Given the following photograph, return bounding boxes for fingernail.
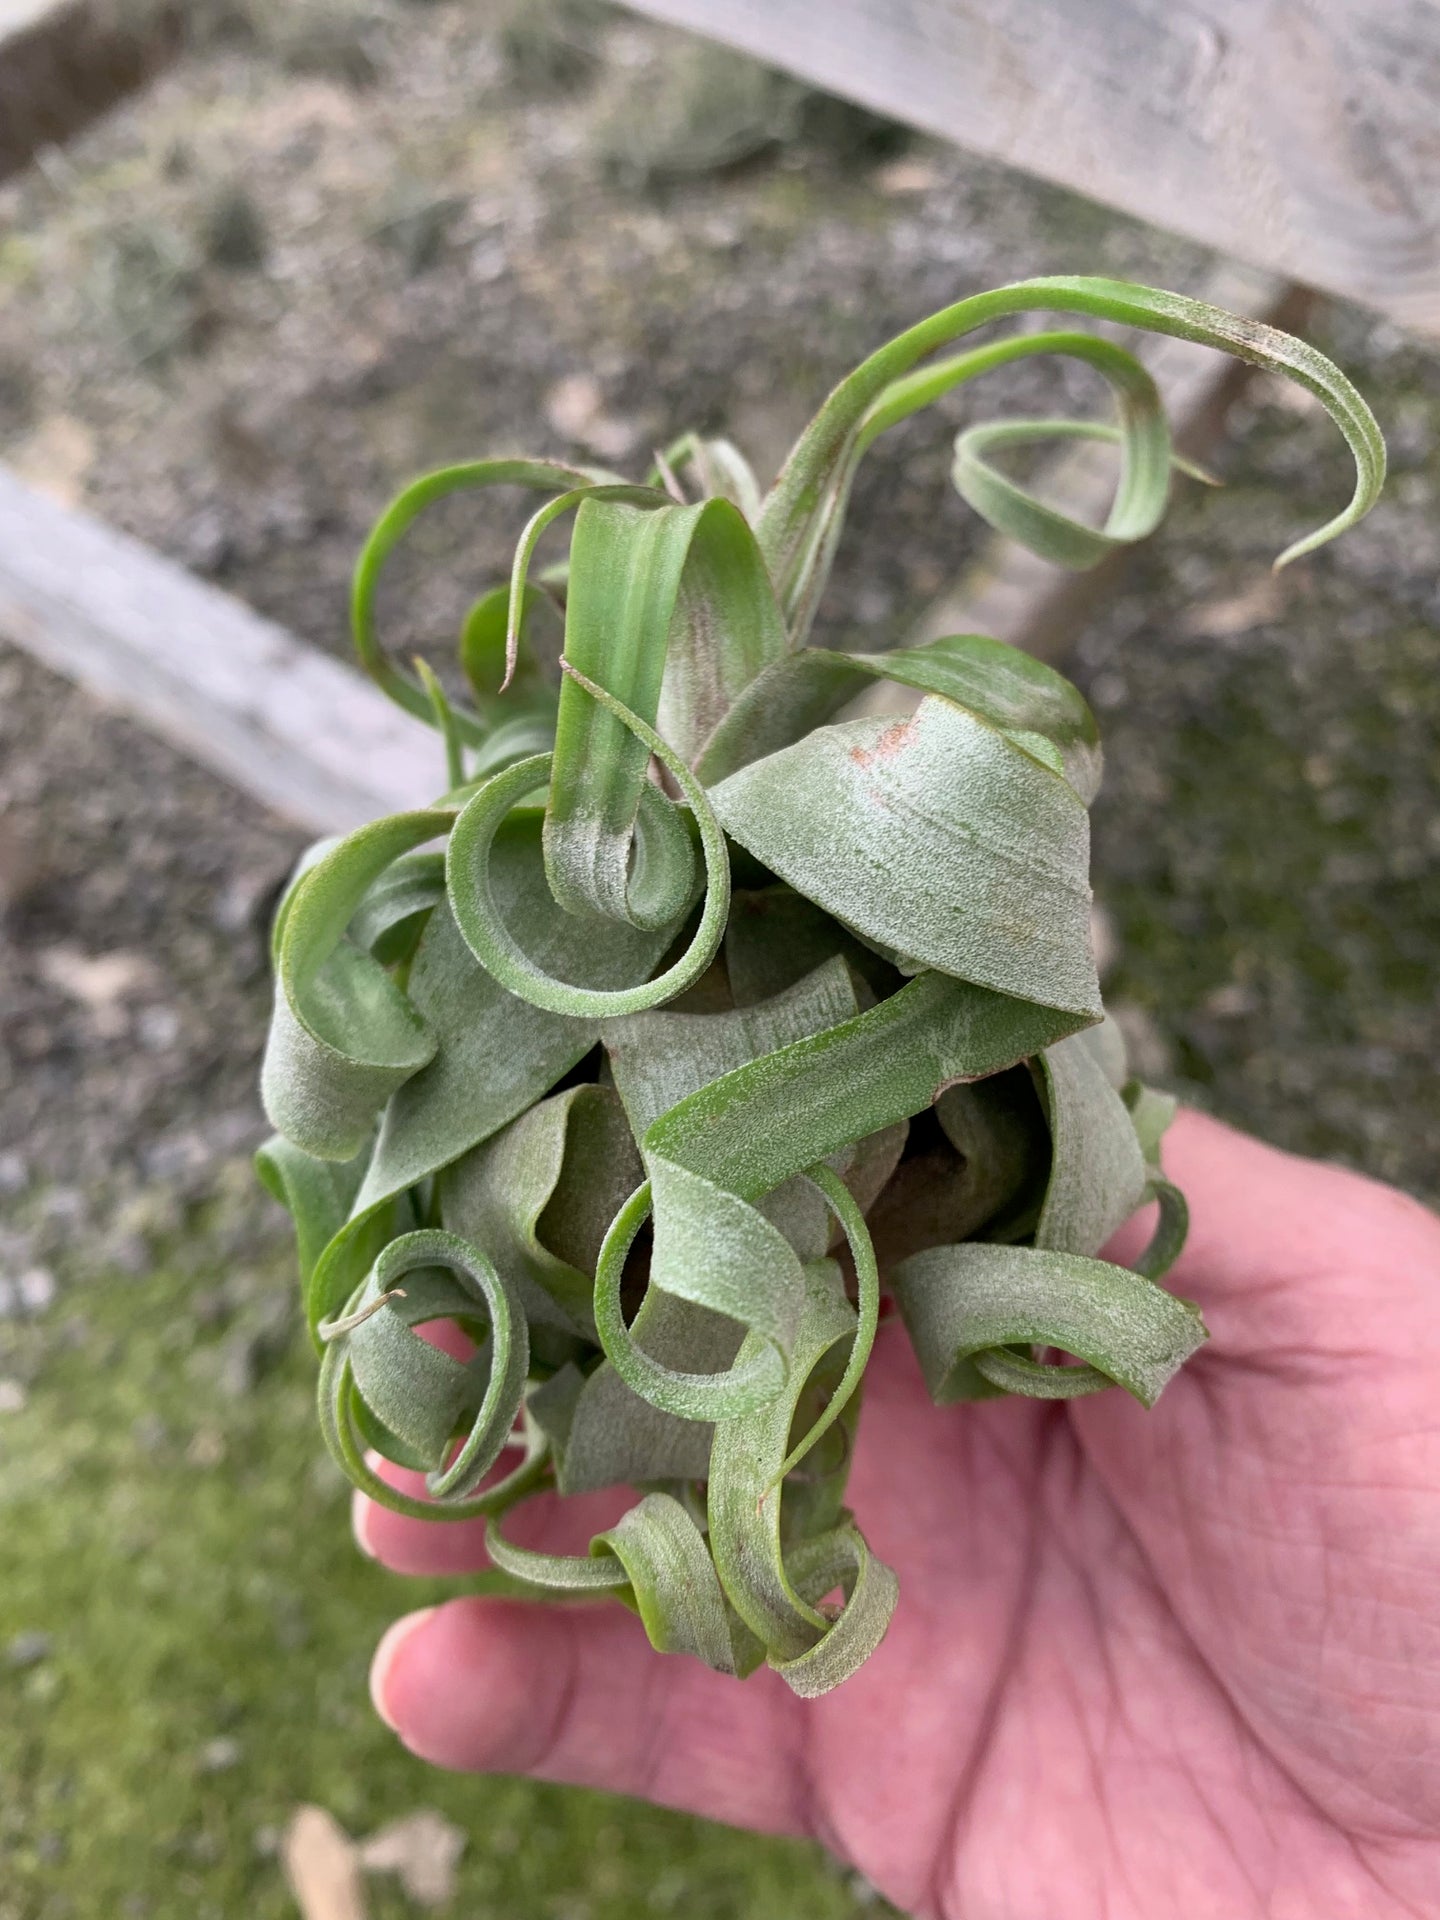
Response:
[351,1488,378,1560]
[352,1450,388,1560]
[370,1607,437,1734]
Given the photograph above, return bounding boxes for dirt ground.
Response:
[0,3,1437,1915]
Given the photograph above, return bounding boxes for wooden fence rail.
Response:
[0,465,438,834]
[0,0,178,182]
[1,2,1430,831]
[620,0,1440,337]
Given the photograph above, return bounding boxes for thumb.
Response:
[370,1597,811,1836]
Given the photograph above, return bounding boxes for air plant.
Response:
[257,278,1383,1696]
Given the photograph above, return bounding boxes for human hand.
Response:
[356,1112,1440,1918]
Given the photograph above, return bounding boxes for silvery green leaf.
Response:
[710,696,1101,1018]
[891,1241,1207,1408]
[441,1084,642,1346]
[1033,1032,1149,1257]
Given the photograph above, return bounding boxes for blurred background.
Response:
[0,2,1437,1915]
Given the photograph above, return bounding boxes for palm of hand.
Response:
[363,1116,1440,1919]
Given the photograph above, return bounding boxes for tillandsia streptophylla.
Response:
[257,277,1384,1697]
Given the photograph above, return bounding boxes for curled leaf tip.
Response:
[1180,457,1224,488]
[318,1286,408,1341]
[653,448,687,504]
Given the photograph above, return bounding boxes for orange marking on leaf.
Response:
[848,717,917,770]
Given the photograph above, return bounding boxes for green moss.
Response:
[0,1262,880,1918]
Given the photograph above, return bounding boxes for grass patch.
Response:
[0,1258,877,1918]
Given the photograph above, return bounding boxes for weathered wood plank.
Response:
[0,0,179,183]
[618,0,1440,336]
[0,464,440,834]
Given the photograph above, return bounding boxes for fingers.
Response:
[369,1596,810,1836]
[1081,1112,1440,1830]
[1078,1105,1440,1565]
[355,1460,637,1578]
[1104,1109,1440,1365]
[1078,1105,1440,1599]
[353,1464,491,1576]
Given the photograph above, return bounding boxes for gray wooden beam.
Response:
[0,0,179,183]
[618,0,1440,337]
[0,464,440,834]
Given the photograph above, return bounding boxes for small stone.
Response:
[137,1005,182,1051]
[543,372,639,462]
[186,1427,227,1468]
[143,1129,212,1186]
[1089,670,1128,711]
[469,234,508,284]
[177,507,232,573]
[17,1266,56,1315]
[199,1736,242,1773]
[1202,981,1261,1019]
[41,1186,85,1226]
[0,1150,29,1196]
[6,1630,53,1668]
[698,211,742,250]
[36,946,154,1034]
[0,1379,28,1414]
[874,156,939,194]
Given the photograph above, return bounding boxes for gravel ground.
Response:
[0,0,1224,1273]
[0,3,1436,1914]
